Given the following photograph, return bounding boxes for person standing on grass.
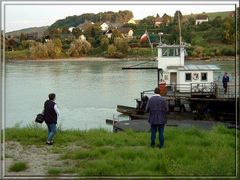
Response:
[145,87,168,148]
[43,93,60,145]
[222,72,229,94]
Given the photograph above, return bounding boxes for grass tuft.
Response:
[9,162,28,172]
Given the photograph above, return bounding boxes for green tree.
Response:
[140,16,155,26]
[162,13,171,25]
[100,37,109,51]
[72,27,82,39]
[110,28,122,43]
[21,40,36,49]
[173,10,183,24]
[84,24,102,47]
[20,33,27,42]
[114,37,130,55]
[211,16,223,27]
[49,28,61,39]
[107,44,117,57]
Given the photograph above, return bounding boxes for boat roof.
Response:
[157,44,185,48]
[178,64,220,71]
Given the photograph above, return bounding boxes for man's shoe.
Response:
[46,141,53,145]
[150,144,155,148]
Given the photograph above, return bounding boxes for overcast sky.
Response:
[2,1,239,32]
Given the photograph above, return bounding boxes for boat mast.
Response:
[178,10,182,45]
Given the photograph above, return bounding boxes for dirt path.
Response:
[3,141,62,177]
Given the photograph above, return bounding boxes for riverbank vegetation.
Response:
[4,9,239,60]
[4,124,236,176]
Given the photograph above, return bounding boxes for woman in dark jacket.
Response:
[43,93,60,145]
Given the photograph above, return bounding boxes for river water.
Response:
[4,59,236,130]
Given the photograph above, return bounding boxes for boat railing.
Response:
[190,83,216,97]
[215,84,239,98]
[140,83,239,100]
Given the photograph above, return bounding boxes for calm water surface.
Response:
[5,59,236,130]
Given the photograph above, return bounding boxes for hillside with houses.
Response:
[4,9,239,60]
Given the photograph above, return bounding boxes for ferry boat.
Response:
[117,41,238,122]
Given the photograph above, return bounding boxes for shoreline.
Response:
[6,56,236,62]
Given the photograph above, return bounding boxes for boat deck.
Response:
[113,119,232,132]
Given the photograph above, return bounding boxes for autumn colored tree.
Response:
[29,42,48,59]
[222,17,235,44]
[67,38,92,57]
[46,40,62,58]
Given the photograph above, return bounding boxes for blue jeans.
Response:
[47,123,56,142]
[151,124,165,148]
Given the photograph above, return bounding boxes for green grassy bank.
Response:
[4,124,237,176]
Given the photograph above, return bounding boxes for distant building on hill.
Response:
[100,22,109,31]
[155,17,163,27]
[195,13,209,25]
[229,11,235,18]
[127,18,136,24]
[118,27,134,39]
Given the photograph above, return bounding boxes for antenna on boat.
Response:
[178,10,182,45]
[158,32,163,45]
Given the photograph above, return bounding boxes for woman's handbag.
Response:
[35,113,44,123]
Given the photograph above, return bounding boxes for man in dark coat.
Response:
[146,87,168,148]
[222,72,229,94]
[43,93,60,145]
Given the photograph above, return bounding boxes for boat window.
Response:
[201,73,207,81]
[164,74,168,80]
[185,73,191,81]
[162,48,180,57]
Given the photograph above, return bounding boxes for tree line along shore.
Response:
[4,9,239,61]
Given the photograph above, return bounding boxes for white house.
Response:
[195,14,209,25]
[105,29,112,38]
[100,22,109,31]
[127,18,136,24]
[80,34,86,40]
[68,27,75,32]
[118,27,134,39]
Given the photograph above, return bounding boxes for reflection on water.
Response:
[5,59,236,130]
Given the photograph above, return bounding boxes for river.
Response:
[4,59,237,130]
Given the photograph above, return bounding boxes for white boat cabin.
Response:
[157,44,220,93]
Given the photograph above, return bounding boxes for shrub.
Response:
[106,44,125,58]
[192,46,204,57]
[221,48,235,56]
[114,37,130,55]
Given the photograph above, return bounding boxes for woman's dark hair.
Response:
[154,87,160,94]
[48,93,56,100]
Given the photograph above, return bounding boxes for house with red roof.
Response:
[195,13,209,25]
